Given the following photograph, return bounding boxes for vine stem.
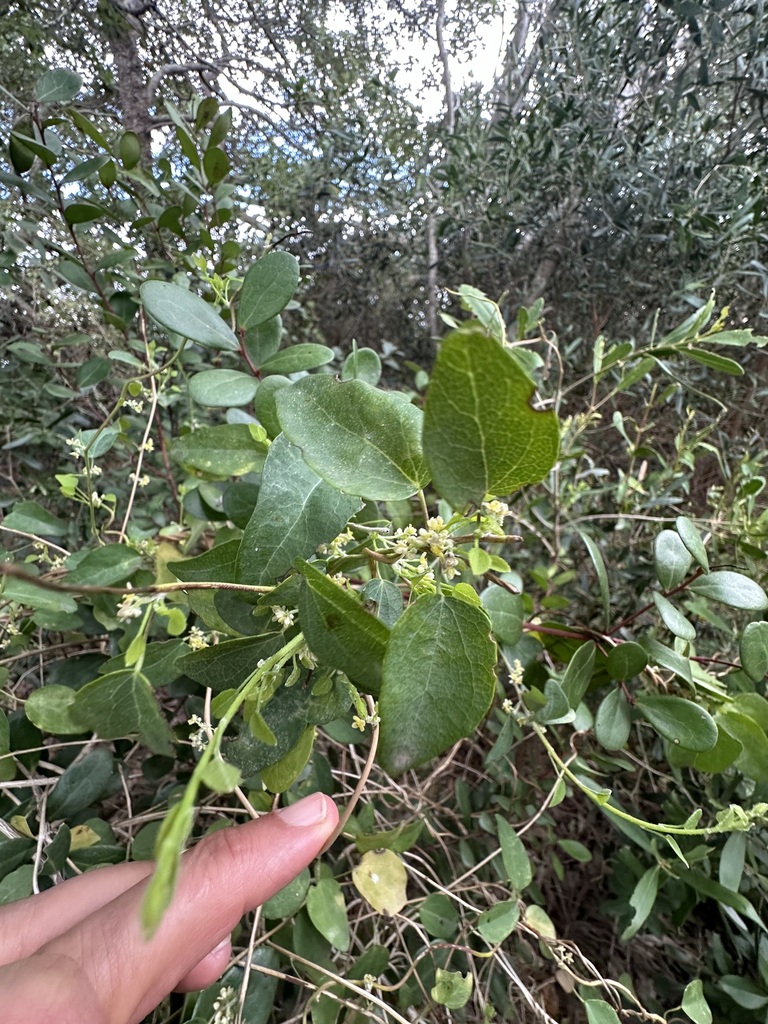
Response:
[118,323,162,542]
[0,564,273,596]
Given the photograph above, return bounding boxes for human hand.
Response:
[0,792,338,1024]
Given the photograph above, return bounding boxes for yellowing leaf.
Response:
[352,849,408,915]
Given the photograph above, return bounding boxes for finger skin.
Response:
[0,794,337,1024]
[0,861,153,966]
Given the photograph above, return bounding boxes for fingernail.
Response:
[212,936,231,955]
[276,793,328,827]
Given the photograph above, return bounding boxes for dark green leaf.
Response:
[2,574,77,614]
[77,357,112,389]
[621,865,660,941]
[2,501,67,538]
[66,545,142,587]
[119,131,142,169]
[260,344,334,375]
[254,376,291,437]
[354,819,422,854]
[419,893,459,938]
[636,695,717,752]
[171,425,268,477]
[496,815,533,890]
[141,281,239,351]
[378,593,496,774]
[244,316,282,367]
[578,531,611,627]
[595,688,632,750]
[277,376,429,500]
[718,976,768,1011]
[71,671,174,755]
[561,640,596,709]
[237,435,361,585]
[25,685,82,735]
[640,636,693,684]
[0,864,34,906]
[423,329,559,508]
[297,561,390,694]
[481,584,524,646]
[362,579,404,628]
[47,746,114,819]
[189,370,258,407]
[606,641,648,681]
[64,202,106,225]
[238,251,299,330]
[682,348,744,375]
[179,635,286,692]
[263,868,310,919]
[690,571,768,612]
[168,540,240,583]
[476,900,519,945]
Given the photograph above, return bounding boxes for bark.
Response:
[98,0,153,164]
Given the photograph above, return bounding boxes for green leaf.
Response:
[654,530,693,589]
[675,517,709,572]
[477,900,519,945]
[561,640,596,709]
[263,867,310,919]
[238,251,299,330]
[119,131,142,169]
[595,688,632,750]
[260,344,334,375]
[690,571,768,611]
[534,679,574,724]
[718,975,768,1010]
[682,347,744,374]
[419,892,459,938]
[636,695,717,752]
[168,539,240,583]
[682,979,713,1024]
[458,285,506,341]
[557,839,592,862]
[261,725,315,792]
[64,202,106,225]
[717,709,768,784]
[277,376,429,501]
[652,591,696,641]
[179,636,286,693]
[719,831,746,892]
[2,501,67,538]
[606,641,648,681]
[341,347,382,386]
[354,819,422,854]
[35,68,82,103]
[200,755,242,794]
[0,864,34,906]
[238,435,362,585]
[352,849,408,915]
[584,1000,621,1024]
[693,725,742,773]
[171,425,268,477]
[8,133,34,174]
[621,864,660,941]
[496,816,533,890]
[306,877,349,951]
[740,621,768,682]
[481,584,523,646]
[25,685,83,735]
[71,670,174,755]
[378,594,496,775]
[361,579,404,629]
[640,636,693,685]
[77,356,112,389]
[297,561,390,694]
[189,370,259,407]
[140,281,239,351]
[66,545,142,587]
[432,969,473,1010]
[422,329,559,508]
[1,574,77,614]
[254,376,290,437]
[578,531,611,627]
[47,746,114,819]
[244,316,282,367]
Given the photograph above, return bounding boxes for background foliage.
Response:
[2,2,768,1023]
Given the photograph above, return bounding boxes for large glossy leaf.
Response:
[171,425,268,477]
[636,695,717,752]
[141,281,239,351]
[237,435,361,585]
[189,370,259,407]
[238,251,299,330]
[277,376,429,500]
[297,561,390,694]
[690,571,768,612]
[378,594,496,774]
[606,641,647,681]
[71,670,174,755]
[422,329,559,508]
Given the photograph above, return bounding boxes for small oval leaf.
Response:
[636,695,717,752]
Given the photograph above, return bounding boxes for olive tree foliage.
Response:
[431,0,768,338]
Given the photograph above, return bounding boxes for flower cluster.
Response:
[271,606,296,629]
[67,436,87,460]
[0,622,21,652]
[124,397,144,414]
[391,516,459,581]
[186,626,209,651]
[318,528,354,557]
[211,986,237,1024]
[116,585,166,623]
[128,472,150,488]
[187,714,208,752]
